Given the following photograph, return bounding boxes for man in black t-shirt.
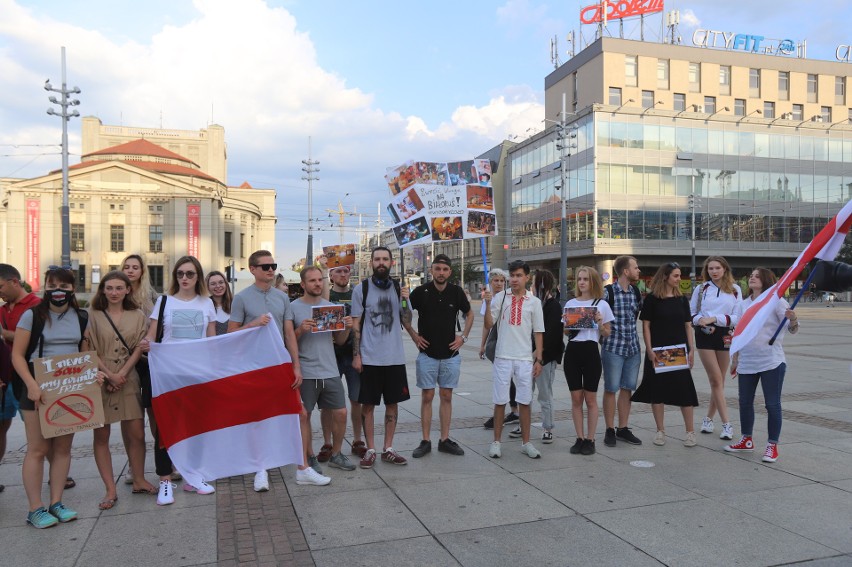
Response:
[407,255,474,458]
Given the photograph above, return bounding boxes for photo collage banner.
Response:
[384,159,497,248]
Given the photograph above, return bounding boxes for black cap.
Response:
[432,254,452,267]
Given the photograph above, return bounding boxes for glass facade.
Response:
[509,112,849,257]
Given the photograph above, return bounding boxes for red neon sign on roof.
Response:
[580,0,665,25]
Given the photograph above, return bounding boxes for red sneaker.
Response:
[724,436,754,452]
[351,440,367,458]
[359,449,376,469]
[762,443,778,463]
[317,443,333,463]
[381,448,408,466]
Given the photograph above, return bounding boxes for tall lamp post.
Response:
[301,137,320,264]
[676,153,700,290]
[555,94,577,304]
[45,46,81,268]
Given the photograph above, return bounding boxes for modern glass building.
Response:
[507,37,851,283]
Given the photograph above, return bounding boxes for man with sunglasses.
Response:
[229,251,328,488]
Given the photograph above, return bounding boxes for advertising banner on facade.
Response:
[187,204,200,258]
[33,351,104,439]
[26,199,40,291]
[384,159,497,248]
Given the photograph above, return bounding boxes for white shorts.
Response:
[492,357,534,405]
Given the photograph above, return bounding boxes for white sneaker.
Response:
[253,470,270,492]
[157,480,175,506]
[653,430,666,446]
[488,440,502,458]
[700,417,714,434]
[520,442,541,459]
[296,467,331,486]
[683,431,697,447]
[183,481,215,495]
[720,423,734,440]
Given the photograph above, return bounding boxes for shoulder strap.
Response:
[76,309,88,350]
[604,284,614,308]
[632,284,642,304]
[359,280,369,331]
[591,298,601,306]
[24,307,45,362]
[393,279,401,298]
[155,295,168,343]
[102,310,132,353]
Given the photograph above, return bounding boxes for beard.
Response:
[373,265,390,279]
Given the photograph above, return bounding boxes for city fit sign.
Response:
[580,0,664,24]
[692,29,800,57]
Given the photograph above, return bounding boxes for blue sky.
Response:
[1,0,850,266]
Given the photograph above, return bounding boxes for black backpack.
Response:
[359,278,402,330]
[604,283,642,320]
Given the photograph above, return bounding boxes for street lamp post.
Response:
[555,94,578,304]
[45,46,81,268]
[301,137,320,265]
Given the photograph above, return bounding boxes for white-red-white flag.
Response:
[731,199,852,356]
[149,322,303,487]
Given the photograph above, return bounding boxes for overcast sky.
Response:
[1,0,849,265]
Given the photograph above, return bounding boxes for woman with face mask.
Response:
[10,267,104,529]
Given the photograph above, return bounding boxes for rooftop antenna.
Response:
[666,9,681,45]
[550,36,562,69]
[566,30,575,59]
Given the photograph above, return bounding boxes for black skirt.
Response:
[631,355,699,407]
[695,326,731,351]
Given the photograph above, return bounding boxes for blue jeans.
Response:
[738,363,785,443]
[602,350,641,393]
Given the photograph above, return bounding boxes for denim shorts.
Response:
[602,349,641,393]
[1,387,19,420]
[415,352,461,390]
[336,353,361,402]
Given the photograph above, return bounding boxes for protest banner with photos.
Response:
[323,243,356,268]
[385,159,497,247]
[563,306,599,329]
[652,344,690,374]
[33,351,104,439]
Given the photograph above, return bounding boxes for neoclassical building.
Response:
[0,117,276,292]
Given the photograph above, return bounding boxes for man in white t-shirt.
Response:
[483,260,544,459]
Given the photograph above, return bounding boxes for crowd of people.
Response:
[0,248,798,529]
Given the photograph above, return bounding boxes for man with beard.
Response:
[351,247,412,469]
[292,267,356,472]
[408,255,473,458]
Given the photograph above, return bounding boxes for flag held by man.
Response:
[149,321,303,488]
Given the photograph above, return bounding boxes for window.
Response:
[109,204,115,210]
[148,265,164,293]
[71,224,85,252]
[688,63,700,92]
[77,266,86,293]
[704,96,716,114]
[749,69,761,98]
[224,231,233,257]
[734,99,746,116]
[240,233,246,258]
[657,59,669,89]
[110,225,124,253]
[719,65,731,96]
[778,71,790,100]
[79,203,84,209]
[149,225,163,252]
[625,55,638,87]
[808,74,818,102]
[609,87,622,106]
[836,76,846,105]
[642,90,654,109]
[119,204,124,211]
[821,106,832,122]
[674,93,686,112]
[763,101,776,119]
[792,104,804,121]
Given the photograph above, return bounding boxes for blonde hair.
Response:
[575,266,605,299]
[701,255,735,294]
[122,254,155,313]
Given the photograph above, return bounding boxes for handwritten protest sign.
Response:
[33,351,104,439]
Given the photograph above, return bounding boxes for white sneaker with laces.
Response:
[683,431,697,447]
[700,417,714,434]
[520,442,541,459]
[488,440,502,458]
[184,481,215,495]
[653,430,666,446]
[254,470,270,492]
[720,423,734,440]
[296,467,331,486]
[157,480,175,506]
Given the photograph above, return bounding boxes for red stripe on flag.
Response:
[153,363,301,448]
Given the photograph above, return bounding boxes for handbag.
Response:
[484,293,506,363]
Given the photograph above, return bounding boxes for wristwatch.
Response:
[461,335,468,343]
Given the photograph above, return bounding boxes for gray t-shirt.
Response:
[350,280,407,366]
[230,284,294,341]
[291,298,340,380]
[18,309,86,362]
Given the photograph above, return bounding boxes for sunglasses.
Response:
[252,263,277,271]
[48,264,73,272]
[667,262,680,269]
[176,270,197,279]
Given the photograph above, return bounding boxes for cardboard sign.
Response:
[33,351,104,438]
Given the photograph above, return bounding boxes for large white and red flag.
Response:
[731,199,852,356]
[149,321,303,488]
